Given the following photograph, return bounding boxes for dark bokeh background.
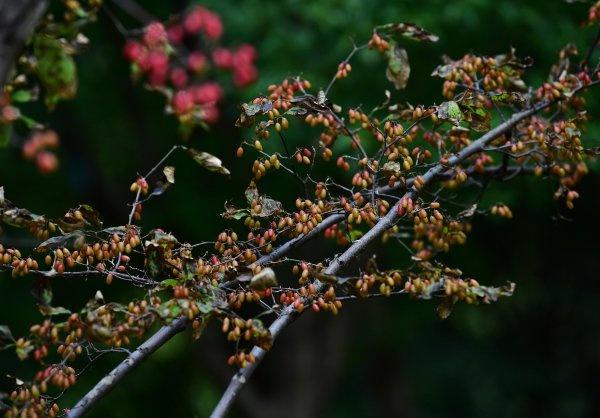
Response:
[2,1,600,417]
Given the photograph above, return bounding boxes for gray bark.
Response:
[0,0,48,89]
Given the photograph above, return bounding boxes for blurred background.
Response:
[1,0,600,417]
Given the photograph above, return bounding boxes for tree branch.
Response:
[109,0,155,25]
[208,99,555,418]
[66,211,344,417]
[68,80,599,417]
[67,316,188,418]
[0,0,48,89]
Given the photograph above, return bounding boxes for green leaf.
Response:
[34,35,78,108]
[160,279,179,288]
[11,90,32,103]
[221,205,250,220]
[437,101,463,124]
[349,229,364,241]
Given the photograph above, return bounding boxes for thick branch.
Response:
[208,100,554,418]
[0,0,48,89]
[109,0,155,25]
[67,316,188,418]
[66,212,343,417]
[68,80,598,418]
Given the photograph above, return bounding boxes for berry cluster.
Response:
[22,130,60,174]
[123,6,258,129]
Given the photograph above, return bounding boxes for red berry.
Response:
[234,44,257,65]
[201,10,223,39]
[187,52,206,73]
[183,7,205,34]
[148,66,168,87]
[143,22,167,46]
[170,68,188,88]
[167,24,185,44]
[36,151,58,174]
[0,105,19,122]
[123,40,143,62]
[201,104,219,124]
[172,90,194,115]
[190,82,223,104]
[212,48,233,69]
[233,65,258,87]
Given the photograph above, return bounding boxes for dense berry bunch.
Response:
[123,6,258,131]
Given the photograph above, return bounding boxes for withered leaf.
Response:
[249,267,278,290]
[378,22,439,42]
[386,43,411,90]
[188,149,231,176]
